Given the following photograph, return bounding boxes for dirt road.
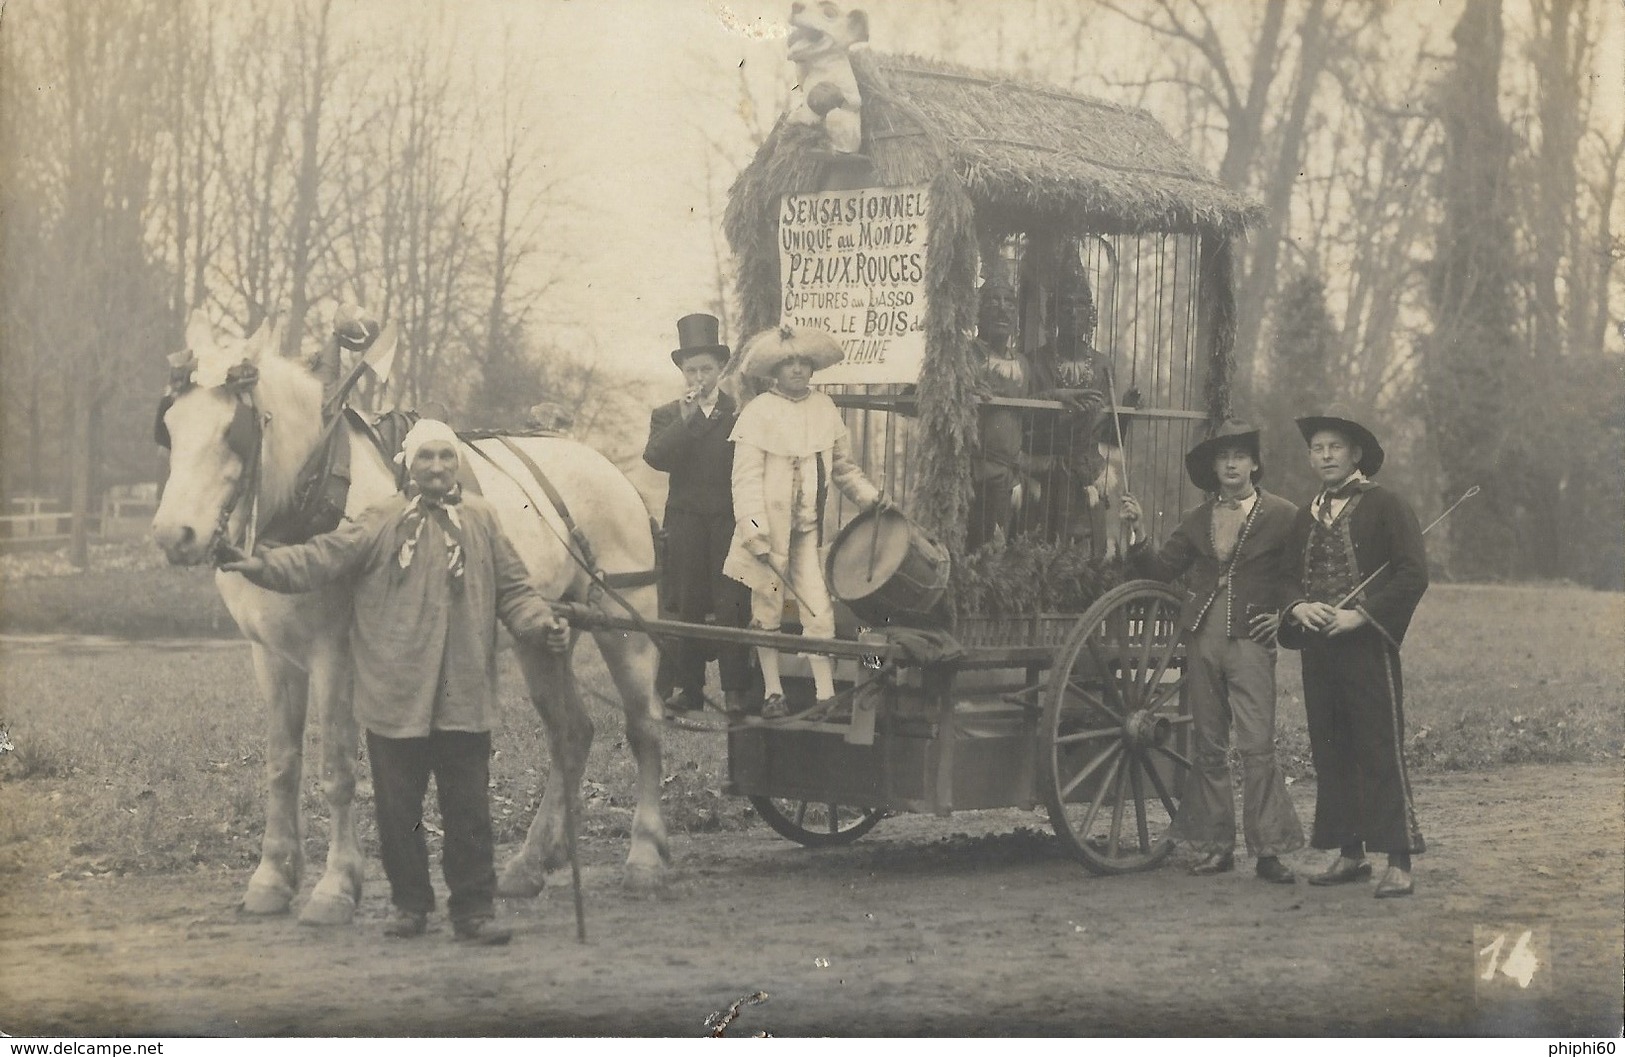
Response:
[0,763,1619,1037]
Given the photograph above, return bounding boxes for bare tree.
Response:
[2,0,175,564]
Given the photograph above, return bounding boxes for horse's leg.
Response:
[299,642,364,925]
[592,622,670,889]
[243,645,308,914]
[498,640,595,898]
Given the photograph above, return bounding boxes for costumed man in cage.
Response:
[966,243,1032,551]
[1119,420,1304,884]
[723,324,889,719]
[642,314,753,720]
[1028,246,1137,549]
[1278,409,1428,899]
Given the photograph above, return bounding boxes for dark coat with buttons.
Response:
[1128,489,1300,638]
[1277,481,1428,649]
[643,391,739,619]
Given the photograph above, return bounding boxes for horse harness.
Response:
[462,437,661,618]
[156,358,269,560]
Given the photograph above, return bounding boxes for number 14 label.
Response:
[1474,925,1546,992]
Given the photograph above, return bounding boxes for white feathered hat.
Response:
[738,323,845,379]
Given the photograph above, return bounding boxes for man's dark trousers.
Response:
[1299,630,1422,855]
[657,507,751,696]
[366,729,497,922]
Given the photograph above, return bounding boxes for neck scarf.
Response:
[1316,472,1366,525]
[398,487,465,582]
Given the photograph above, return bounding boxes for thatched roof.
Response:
[852,50,1259,235]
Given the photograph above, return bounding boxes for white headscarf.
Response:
[395,418,460,467]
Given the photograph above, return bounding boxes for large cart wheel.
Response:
[1040,580,1191,875]
[749,796,885,847]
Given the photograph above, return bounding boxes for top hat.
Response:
[738,323,845,379]
[671,314,731,366]
[1295,407,1384,477]
[1185,419,1263,493]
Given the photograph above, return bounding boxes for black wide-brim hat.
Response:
[1296,409,1384,477]
[1185,419,1263,493]
[671,312,730,366]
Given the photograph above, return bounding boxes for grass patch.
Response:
[1272,583,1625,775]
[0,582,1618,879]
[0,638,744,881]
[1,564,236,639]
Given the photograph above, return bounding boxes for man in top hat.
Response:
[723,323,887,718]
[1278,409,1428,898]
[642,314,752,718]
[1118,420,1305,882]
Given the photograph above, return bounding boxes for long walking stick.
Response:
[1335,485,1480,608]
[1103,366,1130,495]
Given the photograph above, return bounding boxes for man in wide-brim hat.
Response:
[722,324,886,718]
[642,313,752,718]
[1119,419,1305,883]
[1278,407,1428,898]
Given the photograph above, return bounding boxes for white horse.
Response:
[151,314,669,925]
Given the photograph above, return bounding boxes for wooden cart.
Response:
[567,576,1190,875]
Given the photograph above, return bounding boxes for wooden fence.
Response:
[0,495,158,551]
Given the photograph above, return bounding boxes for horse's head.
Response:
[151,312,281,566]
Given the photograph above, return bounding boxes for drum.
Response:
[826,508,951,626]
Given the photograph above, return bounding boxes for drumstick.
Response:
[865,507,883,583]
[757,553,820,619]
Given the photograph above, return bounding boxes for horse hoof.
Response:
[497,860,544,899]
[298,895,357,927]
[241,884,294,916]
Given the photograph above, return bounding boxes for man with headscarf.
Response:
[221,420,569,944]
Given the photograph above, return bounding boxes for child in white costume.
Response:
[723,325,887,717]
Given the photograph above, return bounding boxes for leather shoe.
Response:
[1255,856,1297,884]
[760,693,789,720]
[383,909,427,938]
[1189,851,1235,876]
[452,916,513,946]
[663,689,705,716]
[1307,856,1373,886]
[1374,866,1414,899]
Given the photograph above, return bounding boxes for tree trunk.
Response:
[1232,0,1329,404]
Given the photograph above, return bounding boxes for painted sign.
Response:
[777,186,930,384]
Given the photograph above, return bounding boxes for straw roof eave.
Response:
[850,50,1263,235]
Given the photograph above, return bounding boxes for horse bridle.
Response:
[155,358,269,564]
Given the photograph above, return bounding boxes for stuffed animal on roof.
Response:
[785,1,869,154]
